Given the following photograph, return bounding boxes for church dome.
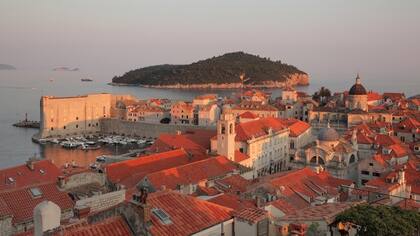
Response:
[349,74,367,95]
[318,124,339,142]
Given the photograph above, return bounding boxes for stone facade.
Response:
[39,93,137,138]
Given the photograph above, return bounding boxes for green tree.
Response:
[312,86,332,106]
[335,204,420,236]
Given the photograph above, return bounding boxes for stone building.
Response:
[291,124,359,181]
[229,101,279,119]
[39,93,137,138]
[126,103,170,124]
[212,115,290,177]
[346,74,368,112]
[170,101,196,125]
[308,74,393,128]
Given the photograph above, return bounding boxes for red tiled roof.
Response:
[0,182,74,224]
[269,198,297,215]
[367,91,383,101]
[235,117,288,142]
[196,185,220,196]
[232,101,277,112]
[208,193,256,211]
[55,216,133,236]
[393,117,420,134]
[395,199,420,211]
[148,130,215,154]
[215,174,251,193]
[148,190,233,236]
[383,92,405,101]
[195,94,218,100]
[234,207,267,224]
[280,118,311,137]
[0,160,61,191]
[105,149,208,189]
[239,111,259,119]
[234,150,250,163]
[145,156,238,190]
[265,168,352,209]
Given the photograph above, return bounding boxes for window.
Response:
[29,187,42,198]
[373,172,380,177]
[76,125,79,128]
[239,148,244,153]
[361,170,370,175]
[152,208,172,225]
[369,162,373,166]
[290,141,295,149]
[76,117,79,120]
[50,127,54,131]
[349,154,356,163]
[63,126,66,129]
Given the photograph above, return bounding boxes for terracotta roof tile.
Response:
[235,117,288,142]
[268,198,297,215]
[215,174,251,193]
[0,160,61,191]
[239,111,259,119]
[280,118,311,137]
[148,190,233,236]
[208,193,256,211]
[0,182,74,224]
[145,156,238,190]
[234,208,267,224]
[105,149,208,189]
[234,151,250,163]
[55,216,133,236]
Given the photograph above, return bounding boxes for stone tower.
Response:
[217,113,236,161]
[347,74,368,112]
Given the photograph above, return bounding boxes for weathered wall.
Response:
[39,93,137,138]
[75,189,126,213]
[0,216,12,236]
[100,118,215,138]
[61,172,106,190]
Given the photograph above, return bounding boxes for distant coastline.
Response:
[0,64,16,70]
[52,66,79,72]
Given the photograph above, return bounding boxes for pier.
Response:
[13,113,40,129]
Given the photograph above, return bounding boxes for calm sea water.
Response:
[0,69,418,168]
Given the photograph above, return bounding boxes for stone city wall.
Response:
[100,118,215,138]
[38,93,138,138]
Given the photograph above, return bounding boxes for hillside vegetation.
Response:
[112,52,307,86]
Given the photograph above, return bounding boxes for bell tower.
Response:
[217,113,236,161]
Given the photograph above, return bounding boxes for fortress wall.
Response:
[39,93,138,138]
[100,118,215,138]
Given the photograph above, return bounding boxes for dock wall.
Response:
[100,118,215,138]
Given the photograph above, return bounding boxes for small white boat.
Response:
[96,156,106,162]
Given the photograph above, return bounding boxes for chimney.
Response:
[26,159,35,171]
[57,176,66,188]
[74,205,91,219]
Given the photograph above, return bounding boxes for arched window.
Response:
[318,157,325,165]
[229,123,233,134]
[310,156,317,164]
[349,154,356,163]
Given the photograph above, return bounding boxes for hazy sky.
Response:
[1,0,419,80]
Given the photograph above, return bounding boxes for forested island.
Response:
[0,64,16,70]
[111,52,309,88]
